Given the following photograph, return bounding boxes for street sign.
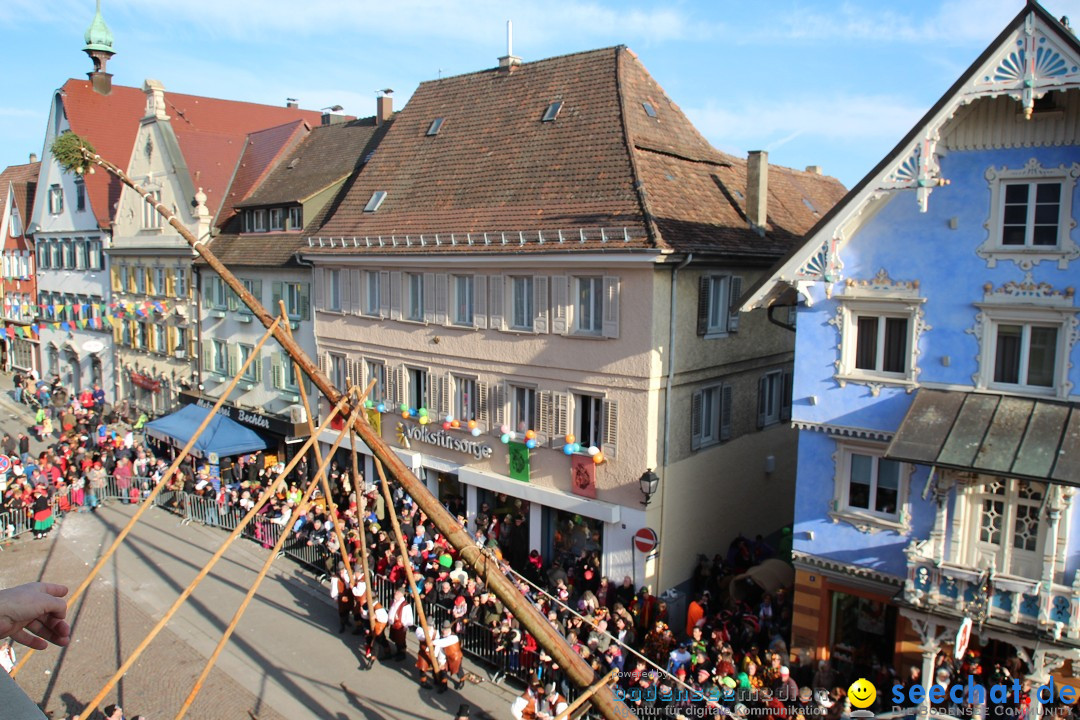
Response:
[0,454,12,474]
[954,617,972,660]
[634,527,659,554]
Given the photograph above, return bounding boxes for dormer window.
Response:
[269,208,284,231]
[48,185,63,215]
[250,209,267,232]
[542,101,563,122]
[642,101,657,118]
[427,118,445,136]
[288,206,303,230]
[364,191,387,213]
[9,208,20,237]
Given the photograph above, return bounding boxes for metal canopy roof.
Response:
[885,389,1080,487]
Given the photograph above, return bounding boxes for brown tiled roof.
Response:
[0,161,39,252]
[307,47,845,259]
[202,231,310,268]
[217,120,310,228]
[60,79,324,228]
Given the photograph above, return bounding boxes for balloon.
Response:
[563,444,574,455]
[526,439,537,449]
[500,424,510,435]
[419,407,428,417]
[592,452,605,464]
[509,431,517,441]
[573,443,582,453]
[468,420,478,430]
[565,434,576,444]
[442,421,452,430]
[587,446,600,456]
[451,420,460,429]
[364,399,374,409]
[377,403,386,413]
[401,411,410,419]
[419,415,429,425]
[500,433,510,444]
[400,403,409,412]
[525,429,536,440]
[445,414,454,423]
[471,428,482,437]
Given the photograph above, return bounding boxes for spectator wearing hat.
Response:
[774,665,799,705]
[538,682,568,719]
[510,682,542,720]
[434,619,465,692]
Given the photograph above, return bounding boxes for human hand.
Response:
[0,582,71,650]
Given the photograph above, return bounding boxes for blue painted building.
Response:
[745,2,1080,687]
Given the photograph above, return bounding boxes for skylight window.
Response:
[364,191,387,213]
[427,118,445,136]
[802,197,819,214]
[542,101,563,122]
[642,101,657,118]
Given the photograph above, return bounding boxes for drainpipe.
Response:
[659,253,692,591]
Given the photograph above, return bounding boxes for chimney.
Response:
[498,20,522,72]
[377,95,393,126]
[286,98,298,109]
[142,79,169,121]
[29,153,37,164]
[747,150,769,233]
[805,165,822,175]
[321,105,346,126]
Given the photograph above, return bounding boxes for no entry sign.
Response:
[634,527,659,554]
[0,454,11,474]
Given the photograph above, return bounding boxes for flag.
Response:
[508,441,530,483]
[14,327,23,338]
[366,408,381,436]
[570,455,597,499]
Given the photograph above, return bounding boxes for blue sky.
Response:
[2,0,1079,189]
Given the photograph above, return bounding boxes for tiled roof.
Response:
[217,119,310,228]
[202,231,310,268]
[307,47,845,259]
[60,79,324,228]
[0,161,39,252]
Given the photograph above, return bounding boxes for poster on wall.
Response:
[508,441,530,483]
[570,454,596,498]
[366,408,381,436]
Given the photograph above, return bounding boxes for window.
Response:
[575,393,603,448]
[175,327,188,356]
[832,443,908,532]
[542,101,562,122]
[757,370,792,428]
[364,270,381,316]
[697,275,743,336]
[239,345,259,381]
[62,240,74,269]
[575,276,603,335]
[406,273,424,322]
[87,239,103,270]
[328,354,347,390]
[277,282,309,321]
[134,267,146,294]
[454,375,477,422]
[36,243,47,270]
[366,360,386,402]
[991,322,1059,390]
[134,322,147,350]
[691,383,733,450]
[288,206,303,231]
[205,276,227,309]
[9,208,20,237]
[153,325,166,355]
[117,266,128,294]
[855,315,909,375]
[152,268,166,296]
[238,278,261,314]
[453,275,474,326]
[269,208,285,231]
[74,240,87,270]
[49,241,60,268]
[408,367,428,410]
[74,177,85,212]
[964,479,1046,578]
[48,185,63,215]
[427,118,445,136]
[642,101,657,118]
[174,268,188,299]
[251,209,267,232]
[1002,182,1061,247]
[142,190,163,229]
[327,270,342,311]
[510,276,533,331]
[212,340,228,374]
[512,385,536,432]
[281,351,299,390]
[835,281,924,389]
[364,191,387,213]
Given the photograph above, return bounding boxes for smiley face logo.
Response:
[848,678,877,709]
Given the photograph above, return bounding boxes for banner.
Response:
[571,454,597,498]
[366,408,382,437]
[508,441,530,483]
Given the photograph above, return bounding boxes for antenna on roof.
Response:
[498,19,522,71]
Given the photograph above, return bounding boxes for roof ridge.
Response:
[414,45,626,88]
[615,48,665,250]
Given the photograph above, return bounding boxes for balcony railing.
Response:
[903,539,1080,641]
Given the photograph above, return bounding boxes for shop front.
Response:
[178,390,310,468]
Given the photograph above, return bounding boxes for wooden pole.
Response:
[172,400,363,720]
[11,317,281,678]
[279,300,355,588]
[555,669,618,720]
[350,417,377,634]
[375,459,440,676]
[76,146,626,720]
[75,394,352,720]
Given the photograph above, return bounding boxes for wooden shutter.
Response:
[552,392,569,446]
[492,381,507,428]
[474,276,488,330]
[438,373,450,418]
[720,384,734,441]
[253,353,263,383]
[601,398,618,458]
[313,268,326,311]
[202,343,213,373]
[202,276,212,308]
[227,286,239,312]
[697,276,710,336]
[728,275,743,332]
[537,391,553,437]
[435,273,448,325]
[389,272,402,320]
[318,351,330,378]
[423,273,435,323]
[351,269,361,313]
[756,375,767,429]
[477,381,489,427]
[379,270,391,317]
[111,267,120,292]
[165,269,175,297]
[602,276,620,339]
[489,275,504,330]
[227,346,239,377]
[550,275,568,335]
[781,369,793,422]
[272,353,284,390]
[691,389,703,451]
[299,284,311,321]
[391,365,406,406]
[534,276,549,334]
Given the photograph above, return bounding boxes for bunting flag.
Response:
[508,441,531,483]
[14,327,23,338]
[4,326,13,338]
[60,322,70,332]
[29,324,37,335]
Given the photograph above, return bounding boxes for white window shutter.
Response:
[601,398,618,458]
[438,374,450,418]
[423,272,436,323]
[534,276,549,334]
[550,275,568,335]
[379,270,391,317]
[389,271,402,320]
[435,273,448,325]
[272,353,284,390]
[477,381,489,427]
[340,270,352,313]
[254,353,263,383]
[553,392,569,446]
[728,275,743,332]
[390,365,405,406]
[202,344,213,373]
[756,375,767,429]
[691,389,703,451]
[697,276,711,336]
[493,381,507,428]
[387,364,399,406]
[537,390,552,436]
[227,346,238,377]
[602,276,620,338]
[474,276,488,329]
[720,384,734,440]
[314,268,326,311]
[351,269,361,313]
[489,275,504,330]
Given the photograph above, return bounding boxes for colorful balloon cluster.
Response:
[499,425,540,449]
[561,434,605,464]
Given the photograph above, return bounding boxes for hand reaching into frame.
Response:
[0,582,71,650]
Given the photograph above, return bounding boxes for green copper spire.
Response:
[83,0,114,54]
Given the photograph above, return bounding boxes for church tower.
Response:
[83,0,116,95]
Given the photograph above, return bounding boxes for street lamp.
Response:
[639,468,659,507]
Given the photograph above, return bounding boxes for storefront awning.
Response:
[145,404,267,460]
[458,467,622,524]
[885,389,1080,485]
